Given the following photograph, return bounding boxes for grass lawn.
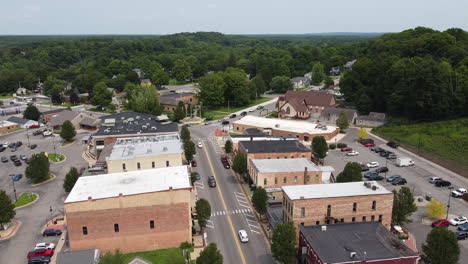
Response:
[48,153,65,162]
[204,97,272,120]
[373,118,468,170]
[122,248,186,264]
[0,95,13,100]
[15,193,38,208]
[87,107,115,114]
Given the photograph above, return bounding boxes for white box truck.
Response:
[396,157,414,167]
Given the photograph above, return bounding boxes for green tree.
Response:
[392,187,417,226]
[223,67,250,106]
[423,227,459,264]
[195,198,211,231]
[312,136,328,161]
[232,153,247,178]
[180,126,191,144]
[0,190,16,230]
[311,63,325,85]
[190,172,197,186]
[252,187,268,217]
[336,111,349,131]
[224,140,233,154]
[356,93,372,114]
[99,249,125,264]
[324,76,334,87]
[196,243,223,264]
[173,101,186,122]
[198,73,225,107]
[126,84,162,116]
[250,74,267,99]
[90,82,112,110]
[63,167,80,193]
[60,120,76,142]
[25,153,50,184]
[426,199,446,219]
[173,59,192,82]
[336,162,362,182]
[271,223,297,264]
[151,69,170,87]
[270,76,293,93]
[184,140,196,162]
[23,105,40,121]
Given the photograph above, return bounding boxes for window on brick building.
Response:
[150,220,155,229]
[301,207,305,218]
[301,222,304,226]
[341,218,344,223]
[283,177,287,184]
[327,205,331,217]
[306,175,310,182]
[275,177,278,184]
[166,161,170,167]
[362,216,366,222]
[137,162,141,170]
[379,215,383,222]
[152,161,155,168]
[316,221,320,225]
[114,223,119,233]
[294,176,298,183]
[371,215,375,222]
[82,226,88,235]
[353,202,357,212]
[315,175,319,183]
[264,178,267,185]
[122,163,126,171]
[352,217,356,222]
[372,200,376,210]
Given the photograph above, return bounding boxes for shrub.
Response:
[337,143,348,148]
[329,143,336,149]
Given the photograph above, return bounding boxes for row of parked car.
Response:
[431,217,468,240]
[27,241,56,263]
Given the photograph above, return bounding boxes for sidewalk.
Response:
[0,220,21,240]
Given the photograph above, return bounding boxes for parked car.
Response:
[432,219,450,228]
[367,174,384,181]
[429,177,442,184]
[386,175,401,182]
[14,160,22,166]
[373,147,383,153]
[27,249,53,259]
[222,160,230,169]
[257,105,264,110]
[387,141,399,148]
[20,154,27,160]
[450,216,468,226]
[392,178,407,185]
[16,141,22,147]
[455,232,468,240]
[458,223,468,232]
[240,111,247,117]
[379,151,389,157]
[10,155,18,161]
[30,144,38,149]
[208,176,217,187]
[375,167,389,173]
[387,153,397,159]
[197,141,203,148]
[367,162,379,168]
[360,164,369,172]
[29,125,40,129]
[79,167,86,175]
[13,174,22,181]
[42,229,62,237]
[452,188,467,198]
[34,242,55,250]
[248,108,255,112]
[191,160,198,167]
[229,114,237,118]
[28,256,51,264]
[364,171,379,179]
[1,157,8,163]
[340,148,353,152]
[43,131,53,137]
[435,180,451,187]
[346,151,359,156]
[0,146,5,152]
[2,142,8,148]
[364,143,376,147]
[193,172,201,181]
[238,230,249,243]
[8,142,16,148]
[221,120,230,125]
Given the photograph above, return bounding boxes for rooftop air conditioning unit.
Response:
[142,125,147,130]
[321,226,327,232]
[372,185,378,190]
[127,118,134,122]
[350,252,357,259]
[151,126,157,131]
[275,124,280,128]
[104,129,110,134]
[136,115,141,120]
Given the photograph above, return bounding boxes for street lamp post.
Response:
[10,174,18,202]
[446,186,454,219]
[26,127,31,147]
[49,206,53,220]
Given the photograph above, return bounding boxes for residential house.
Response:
[304,72,312,81]
[48,111,100,132]
[298,222,419,264]
[40,109,69,124]
[0,121,19,135]
[159,92,197,112]
[64,166,192,254]
[16,87,30,95]
[57,249,100,264]
[233,116,339,142]
[132,68,145,79]
[105,135,183,173]
[291,77,309,90]
[282,181,393,230]
[356,112,386,127]
[329,67,340,76]
[7,116,40,129]
[277,91,336,119]
[344,60,357,71]
[319,107,357,125]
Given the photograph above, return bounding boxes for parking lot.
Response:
[0,126,89,264]
[328,128,468,260]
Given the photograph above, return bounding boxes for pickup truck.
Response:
[452,188,468,198]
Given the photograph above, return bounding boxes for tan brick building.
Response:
[159,92,198,112]
[105,135,183,173]
[277,91,336,119]
[65,166,192,254]
[249,158,332,201]
[282,181,393,230]
[233,116,339,143]
[238,139,313,163]
[0,120,19,135]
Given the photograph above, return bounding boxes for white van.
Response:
[396,157,414,167]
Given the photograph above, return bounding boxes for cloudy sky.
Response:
[0,0,467,35]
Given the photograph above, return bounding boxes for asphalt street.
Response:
[190,125,275,264]
[0,128,88,264]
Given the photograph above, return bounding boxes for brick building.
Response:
[233,116,339,143]
[238,139,312,162]
[282,181,393,230]
[298,222,419,264]
[104,135,183,173]
[159,92,197,112]
[277,91,336,119]
[64,166,192,254]
[0,120,19,135]
[228,134,297,153]
[249,158,332,201]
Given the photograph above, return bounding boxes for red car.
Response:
[191,160,197,167]
[29,125,40,129]
[431,219,450,228]
[27,249,53,259]
[364,143,376,147]
[341,148,353,152]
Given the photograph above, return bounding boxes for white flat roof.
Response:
[0,120,18,127]
[251,158,322,173]
[229,136,297,144]
[108,135,182,161]
[65,166,190,203]
[234,116,337,135]
[282,181,391,200]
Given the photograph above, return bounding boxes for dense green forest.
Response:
[341,27,468,120]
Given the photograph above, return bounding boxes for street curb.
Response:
[49,154,67,163]
[14,192,39,210]
[368,130,466,182]
[31,173,56,187]
[0,220,22,241]
[60,141,76,148]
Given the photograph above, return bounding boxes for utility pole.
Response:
[446,187,454,219]
[26,127,30,147]
[10,174,18,202]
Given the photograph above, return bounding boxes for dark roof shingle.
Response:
[239,140,310,154]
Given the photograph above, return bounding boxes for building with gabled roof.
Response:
[277,90,336,119]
